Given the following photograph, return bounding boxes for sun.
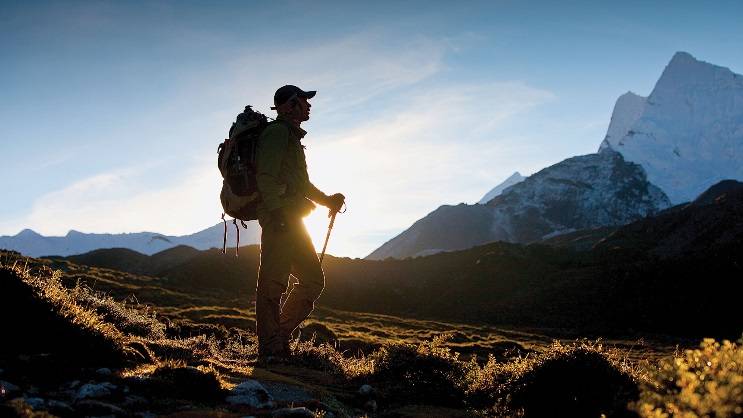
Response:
[303,207,340,257]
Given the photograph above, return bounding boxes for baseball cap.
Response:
[271,85,316,110]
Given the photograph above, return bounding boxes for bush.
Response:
[367,333,468,407]
[634,338,743,418]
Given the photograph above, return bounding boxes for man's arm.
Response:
[306,181,327,204]
[256,124,289,212]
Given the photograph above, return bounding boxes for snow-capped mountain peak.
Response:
[601,52,743,203]
[477,172,526,204]
[599,91,646,152]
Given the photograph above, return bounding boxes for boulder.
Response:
[75,382,117,400]
[225,380,275,409]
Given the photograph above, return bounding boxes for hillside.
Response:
[2,247,742,416]
[48,181,743,339]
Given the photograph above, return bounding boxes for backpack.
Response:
[217,105,269,255]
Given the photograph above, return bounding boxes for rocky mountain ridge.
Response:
[0,222,260,257]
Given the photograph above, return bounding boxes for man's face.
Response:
[295,96,311,122]
[278,96,311,123]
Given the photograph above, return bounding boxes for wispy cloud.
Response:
[6,29,554,258]
[301,81,554,256]
[22,159,222,236]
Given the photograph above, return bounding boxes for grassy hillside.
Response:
[1,250,741,417]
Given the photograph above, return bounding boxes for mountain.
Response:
[0,221,261,257]
[51,181,743,337]
[367,149,670,260]
[600,52,743,203]
[61,245,201,276]
[477,172,525,204]
[369,52,743,259]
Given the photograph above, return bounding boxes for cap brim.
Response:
[298,90,316,99]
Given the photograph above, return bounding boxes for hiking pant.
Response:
[255,215,325,355]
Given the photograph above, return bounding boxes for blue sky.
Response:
[1,0,742,257]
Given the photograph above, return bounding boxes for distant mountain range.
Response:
[368,52,743,259]
[0,222,261,257]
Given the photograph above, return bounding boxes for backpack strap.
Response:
[221,213,227,254]
[233,218,240,257]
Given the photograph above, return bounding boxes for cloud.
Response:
[7,29,554,258]
[22,158,223,236]
[301,81,555,256]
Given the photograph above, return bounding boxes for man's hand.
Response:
[270,208,288,232]
[326,193,345,216]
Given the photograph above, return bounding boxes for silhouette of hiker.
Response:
[255,85,345,359]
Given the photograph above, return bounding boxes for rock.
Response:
[364,399,378,412]
[225,380,275,409]
[23,397,46,409]
[124,395,148,407]
[0,380,20,397]
[262,381,313,403]
[271,407,315,417]
[96,367,112,376]
[75,399,126,416]
[47,399,75,415]
[358,384,374,397]
[67,380,81,389]
[75,382,117,400]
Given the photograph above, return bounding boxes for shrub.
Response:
[506,341,640,417]
[367,333,468,407]
[634,338,743,418]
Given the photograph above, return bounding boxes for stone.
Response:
[0,380,20,397]
[364,400,378,412]
[75,382,117,400]
[47,399,75,415]
[124,395,148,407]
[75,399,126,416]
[225,380,275,409]
[358,384,374,397]
[262,381,313,403]
[23,397,46,409]
[96,367,112,376]
[271,407,315,417]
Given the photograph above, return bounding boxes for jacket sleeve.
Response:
[306,181,328,205]
[256,124,289,212]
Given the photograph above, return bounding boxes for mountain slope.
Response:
[477,172,525,204]
[367,149,670,259]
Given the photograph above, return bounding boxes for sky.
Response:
[2,0,742,258]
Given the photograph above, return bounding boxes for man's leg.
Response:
[279,219,325,337]
[256,221,293,357]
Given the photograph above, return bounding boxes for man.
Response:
[254,85,345,359]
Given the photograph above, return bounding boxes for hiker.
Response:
[255,85,345,359]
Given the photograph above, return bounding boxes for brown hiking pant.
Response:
[256,215,325,356]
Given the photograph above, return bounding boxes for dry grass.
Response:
[2,250,738,417]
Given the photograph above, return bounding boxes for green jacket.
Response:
[256,116,326,220]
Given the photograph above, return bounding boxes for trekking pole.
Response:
[319,211,337,265]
